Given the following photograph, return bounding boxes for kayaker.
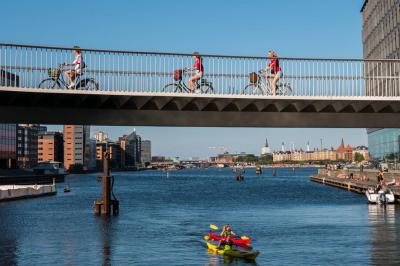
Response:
[217,224,236,249]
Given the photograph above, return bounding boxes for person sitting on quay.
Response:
[336,173,347,179]
[386,178,398,187]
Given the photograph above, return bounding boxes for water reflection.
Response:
[0,238,18,266]
[98,217,113,266]
[368,205,400,265]
[204,251,259,266]
[0,205,18,266]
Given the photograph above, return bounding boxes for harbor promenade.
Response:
[311,169,400,202]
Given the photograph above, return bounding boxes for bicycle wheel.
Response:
[79,78,99,91]
[277,83,292,96]
[200,83,214,94]
[241,84,263,95]
[162,83,181,93]
[38,78,61,89]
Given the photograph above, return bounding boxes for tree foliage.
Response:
[354,152,365,162]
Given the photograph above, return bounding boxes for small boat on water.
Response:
[365,186,395,204]
[255,166,262,175]
[203,235,259,261]
[63,185,71,193]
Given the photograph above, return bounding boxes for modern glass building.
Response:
[367,129,400,162]
[362,1,400,165]
[0,124,17,169]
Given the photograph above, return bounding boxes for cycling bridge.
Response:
[1,43,400,128]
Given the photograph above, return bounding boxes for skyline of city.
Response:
[47,125,368,159]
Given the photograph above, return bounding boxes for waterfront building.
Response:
[17,124,47,168]
[261,138,273,156]
[152,156,166,162]
[312,149,337,161]
[361,0,400,61]
[38,131,63,164]
[273,151,292,162]
[108,142,121,168]
[96,142,107,168]
[63,125,91,170]
[141,140,151,165]
[119,136,126,168]
[336,138,353,161]
[362,0,400,166]
[273,149,338,162]
[367,128,400,162]
[95,140,121,168]
[0,124,17,169]
[88,138,97,170]
[119,130,142,168]
[94,131,109,142]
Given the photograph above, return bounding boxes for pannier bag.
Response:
[174,69,183,81]
[249,72,258,84]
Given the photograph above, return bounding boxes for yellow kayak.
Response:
[204,237,260,260]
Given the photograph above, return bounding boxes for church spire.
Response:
[341,138,345,147]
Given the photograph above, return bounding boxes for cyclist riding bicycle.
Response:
[64,46,86,89]
[261,50,282,96]
[185,52,204,92]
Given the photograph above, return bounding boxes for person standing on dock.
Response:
[377,170,384,184]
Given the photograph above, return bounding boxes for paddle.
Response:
[210,224,219,230]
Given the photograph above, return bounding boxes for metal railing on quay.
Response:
[1,43,400,97]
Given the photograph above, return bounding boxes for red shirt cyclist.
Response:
[185,52,204,92]
[261,50,282,96]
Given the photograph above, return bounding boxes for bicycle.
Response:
[162,69,214,94]
[241,70,292,96]
[38,64,99,90]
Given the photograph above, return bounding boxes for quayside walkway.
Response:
[311,169,400,202]
[1,43,400,127]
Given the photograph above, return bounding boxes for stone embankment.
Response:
[0,184,56,201]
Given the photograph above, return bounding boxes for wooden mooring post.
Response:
[94,152,120,216]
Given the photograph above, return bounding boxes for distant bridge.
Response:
[1,43,400,127]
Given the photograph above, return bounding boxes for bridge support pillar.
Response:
[94,152,119,216]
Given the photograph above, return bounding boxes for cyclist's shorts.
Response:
[194,70,203,77]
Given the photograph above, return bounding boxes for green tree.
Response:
[235,154,258,163]
[258,155,273,164]
[354,152,365,162]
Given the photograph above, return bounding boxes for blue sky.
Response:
[2,0,368,158]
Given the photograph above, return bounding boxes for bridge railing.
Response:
[1,43,400,97]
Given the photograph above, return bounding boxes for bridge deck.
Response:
[1,86,400,127]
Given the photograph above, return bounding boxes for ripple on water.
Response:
[0,168,399,265]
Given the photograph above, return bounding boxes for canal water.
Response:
[0,167,399,266]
